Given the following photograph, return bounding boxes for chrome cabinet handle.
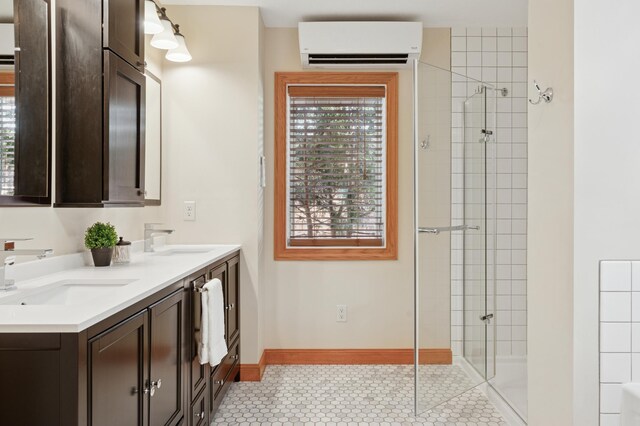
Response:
[145,379,162,397]
[214,379,224,385]
[195,411,205,419]
[225,303,235,310]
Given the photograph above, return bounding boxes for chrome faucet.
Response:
[0,238,54,291]
[144,223,174,252]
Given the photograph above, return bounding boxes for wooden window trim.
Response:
[274,72,398,261]
[0,72,14,97]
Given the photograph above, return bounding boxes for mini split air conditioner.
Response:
[298,21,422,68]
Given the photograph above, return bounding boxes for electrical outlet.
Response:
[183,201,196,221]
[336,305,347,322]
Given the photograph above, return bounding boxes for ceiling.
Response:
[162,0,528,28]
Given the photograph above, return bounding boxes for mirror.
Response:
[0,0,50,204]
[144,70,161,205]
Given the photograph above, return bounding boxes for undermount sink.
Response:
[152,247,216,256]
[0,279,137,306]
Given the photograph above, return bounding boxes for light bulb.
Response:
[166,34,192,62]
[143,0,163,35]
[150,19,179,50]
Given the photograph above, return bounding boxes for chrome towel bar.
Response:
[418,224,480,235]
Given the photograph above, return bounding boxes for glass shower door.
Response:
[415,60,496,415]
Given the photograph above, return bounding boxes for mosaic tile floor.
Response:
[213,365,506,425]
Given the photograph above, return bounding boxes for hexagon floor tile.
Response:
[212,364,506,425]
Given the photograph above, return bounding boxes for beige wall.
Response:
[263,28,452,350]
[417,41,452,349]
[527,0,574,424]
[161,5,265,363]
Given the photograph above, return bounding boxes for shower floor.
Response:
[213,364,506,425]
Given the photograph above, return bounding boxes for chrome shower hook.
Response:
[529,80,553,105]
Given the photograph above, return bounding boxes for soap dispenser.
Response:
[113,237,131,264]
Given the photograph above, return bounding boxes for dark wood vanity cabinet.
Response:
[89,311,149,426]
[187,255,241,425]
[55,0,146,207]
[149,290,185,426]
[0,251,240,426]
[89,289,184,426]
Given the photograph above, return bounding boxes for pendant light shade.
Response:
[143,0,163,35]
[151,17,179,49]
[166,32,192,62]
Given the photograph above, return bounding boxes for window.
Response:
[0,72,15,197]
[274,72,398,260]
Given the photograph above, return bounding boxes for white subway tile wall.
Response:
[599,260,640,421]
[450,28,528,358]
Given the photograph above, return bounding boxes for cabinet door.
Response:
[226,257,240,345]
[90,311,148,426]
[149,290,185,426]
[104,51,146,204]
[104,0,145,70]
[190,274,208,399]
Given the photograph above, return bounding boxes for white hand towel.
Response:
[198,278,228,367]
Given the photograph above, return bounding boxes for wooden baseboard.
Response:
[240,348,452,381]
[239,350,267,381]
[265,348,451,365]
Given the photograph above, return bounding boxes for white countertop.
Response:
[0,244,241,333]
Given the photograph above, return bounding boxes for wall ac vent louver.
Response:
[299,22,422,69]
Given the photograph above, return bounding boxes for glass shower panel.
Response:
[462,89,497,381]
[415,62,496,414]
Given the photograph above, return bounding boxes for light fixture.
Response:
[143,0,163,35]
[166,26,192,62]
[150,8,179,50]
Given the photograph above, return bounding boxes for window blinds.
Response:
[287,85,386,247]
[0,72,15,197]
[0,95,15,197]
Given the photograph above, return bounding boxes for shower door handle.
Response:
[480,313,494,324]
[418,224,480,235]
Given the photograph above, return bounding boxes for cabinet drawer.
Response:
[209,341,239,416]
[210,343,238,398]
[190,386,208,426]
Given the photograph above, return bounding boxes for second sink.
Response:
[0,279,137,306]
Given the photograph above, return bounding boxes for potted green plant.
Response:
[84,222,118,267]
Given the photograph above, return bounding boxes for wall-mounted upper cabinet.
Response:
[103,0,145,71]
[55,0,146,207]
